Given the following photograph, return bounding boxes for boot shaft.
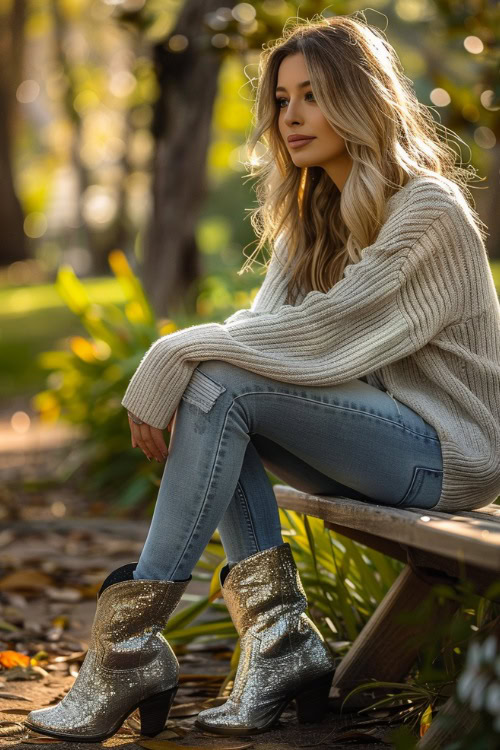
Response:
[221,543,308,635]
[90,578,190,666]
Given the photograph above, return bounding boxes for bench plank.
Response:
[324,521,500,601]
[274,485,500,571]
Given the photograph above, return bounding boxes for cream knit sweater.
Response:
[122,176,500,512]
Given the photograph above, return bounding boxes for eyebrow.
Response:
[275,80,311,93]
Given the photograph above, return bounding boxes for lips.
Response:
[287,136,316,149]
[287,135,315,142]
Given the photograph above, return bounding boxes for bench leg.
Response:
[330,563,458,712]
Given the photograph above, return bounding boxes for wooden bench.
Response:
[273,484,500,749]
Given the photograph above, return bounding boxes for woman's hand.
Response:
[128,410,177,462]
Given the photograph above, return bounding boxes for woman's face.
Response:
[276,52,352,190]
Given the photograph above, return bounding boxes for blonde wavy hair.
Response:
[237,11,487,305]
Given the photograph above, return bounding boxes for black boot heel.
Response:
[138,685,178,737]
[294,670,335,724]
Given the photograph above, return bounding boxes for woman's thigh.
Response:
[194,360,444,510]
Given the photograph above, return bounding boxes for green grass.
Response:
[0,278,128,400]
[1,263,499,402]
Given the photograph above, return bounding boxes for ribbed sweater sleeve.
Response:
[122,188,467,430]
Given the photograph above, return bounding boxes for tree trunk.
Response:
[0,0,27,266]
[144,0,234,317]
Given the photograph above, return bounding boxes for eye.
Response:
[275,91,315,109]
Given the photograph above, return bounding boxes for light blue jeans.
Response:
[133,360,443,582]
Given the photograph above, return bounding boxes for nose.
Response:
[283,99,303,127]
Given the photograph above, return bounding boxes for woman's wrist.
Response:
[128,411,145,425]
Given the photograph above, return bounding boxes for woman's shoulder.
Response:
[383,174,474,235]
[387,174,461,212]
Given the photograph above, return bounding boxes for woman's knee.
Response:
[180,360,251,415]
[195,360,253,394]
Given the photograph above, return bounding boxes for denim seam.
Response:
[233,390,440,442]
[234,480,260,553]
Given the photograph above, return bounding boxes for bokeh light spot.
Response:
[430,88,451,107]
[24,212,48,239]
[11,412,31,434]
[464,36,484,54]
[16,80,40,104]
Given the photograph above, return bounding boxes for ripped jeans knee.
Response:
[180,364,228,413]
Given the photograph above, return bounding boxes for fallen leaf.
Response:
[420,704,433,737]
[0,720,26,737]
[0,651,30,668]
[0,569,52,592]
[20,735,60,743]
[46,588,82,603]
[0,619,18,633]
[137,740,254,750]
[168,702,209,718]
[51,651,85,663]
[158,726,188,738]
[0,692,31,701]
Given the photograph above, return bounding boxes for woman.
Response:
[25,12,500,743]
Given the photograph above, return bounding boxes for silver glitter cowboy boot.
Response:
[24,562,190,743]
[195,542,336,735]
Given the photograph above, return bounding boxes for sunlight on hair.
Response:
[233,11,487,300]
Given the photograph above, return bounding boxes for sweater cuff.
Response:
[121,329,198,430]
[121,325,219,429]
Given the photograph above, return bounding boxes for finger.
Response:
[132,425,140,450]
[139,424,163,462]
[131,424,151,460]
[150,427,168,459]
[136,438,152,461]
[127,414,137,448]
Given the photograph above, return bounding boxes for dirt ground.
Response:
[0,401,403,749]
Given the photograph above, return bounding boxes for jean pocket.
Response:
[397,466,443,509]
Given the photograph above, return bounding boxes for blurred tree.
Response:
[0,0,28,264]
[144,0,238,315]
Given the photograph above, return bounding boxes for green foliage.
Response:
[441,632,500,749]
[338,581,500,740]
[31,249,172,512]
[280,509,401,644]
